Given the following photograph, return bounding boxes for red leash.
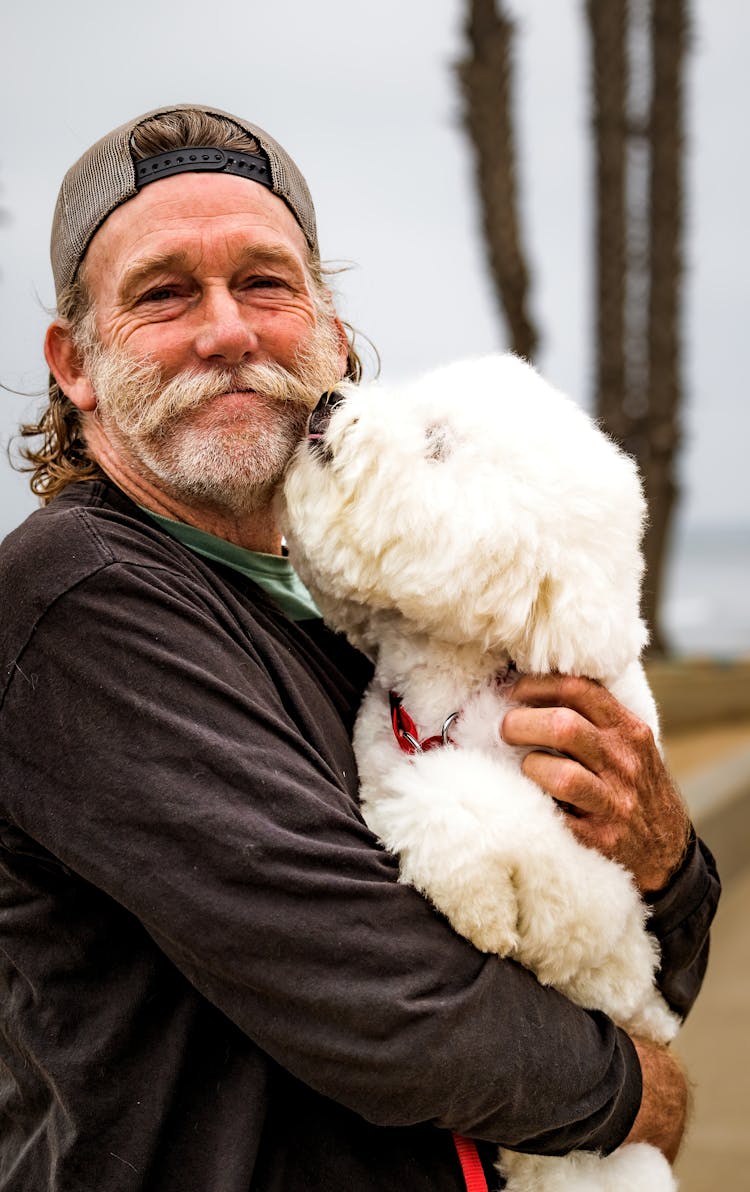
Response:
[389,693,488,1190]
[453,1134,490,1191]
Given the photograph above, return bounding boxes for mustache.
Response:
[86,318,343,441]
[126,360,321,439]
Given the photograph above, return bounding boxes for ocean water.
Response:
[662,523,750,659]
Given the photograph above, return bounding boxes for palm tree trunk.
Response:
[640,0,689,653]
[457,0,539,360]
[586,0,689,654]
[586,0,629,437]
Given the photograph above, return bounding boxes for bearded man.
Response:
[0,104,719,1192]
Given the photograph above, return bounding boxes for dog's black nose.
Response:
[308,389,345,439]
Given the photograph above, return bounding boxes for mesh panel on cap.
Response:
[239,120,319,256]
[50,103,320,301]
[51,119,139,298]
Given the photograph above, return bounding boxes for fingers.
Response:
[502,703,608,774]
[520,747,634,866]
[502,672,690,892]
[520,749,616,819]
[501,682,624,821]
[508,673,634,731]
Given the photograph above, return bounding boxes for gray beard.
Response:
[84,316,343,514]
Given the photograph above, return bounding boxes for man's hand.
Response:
[501,675,690,895]
[626,1037,690,1162]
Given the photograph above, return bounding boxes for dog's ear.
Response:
[512,568,649,681]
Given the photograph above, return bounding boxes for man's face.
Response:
[73,172,345,510]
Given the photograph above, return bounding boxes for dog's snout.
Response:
[308,389,345,439]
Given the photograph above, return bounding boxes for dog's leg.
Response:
[360,740,679,1040]
[360,747,526,956]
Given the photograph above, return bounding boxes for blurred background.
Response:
[1,1,748,1186]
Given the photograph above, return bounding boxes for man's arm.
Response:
[500,675,720,1009]
[1,553,643,1156]
[646,830,720,1018]
[625,1039,689,1163]
[501,673,720,1160]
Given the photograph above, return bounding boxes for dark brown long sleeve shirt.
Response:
[0,481,720,1191]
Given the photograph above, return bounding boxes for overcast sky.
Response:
[1,0,748,545]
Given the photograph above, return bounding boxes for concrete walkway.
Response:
[673,865,750,1189]
[663,723,750,1191]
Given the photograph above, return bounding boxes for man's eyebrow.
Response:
[235,245,304,271]
[116,253,183,300]
[117,245,305,300]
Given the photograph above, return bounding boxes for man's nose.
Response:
[192,287,259,364]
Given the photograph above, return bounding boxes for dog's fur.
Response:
[280,354,681,1191]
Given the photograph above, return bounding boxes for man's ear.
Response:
[333,316,350,379]
[316,283,351,380]
[44,321,97,412]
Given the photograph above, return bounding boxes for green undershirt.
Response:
[143,509,321,622]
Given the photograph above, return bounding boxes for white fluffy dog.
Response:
[280,354,681,1191]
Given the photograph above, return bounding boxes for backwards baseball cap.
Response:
[50,102,319,301]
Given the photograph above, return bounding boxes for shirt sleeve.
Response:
[646,831,721,1019]
[3,556,644,1156]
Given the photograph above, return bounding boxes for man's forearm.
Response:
[625,1038,689,1162]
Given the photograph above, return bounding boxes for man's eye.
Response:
[248,276,284,290]
[141,287,179,303]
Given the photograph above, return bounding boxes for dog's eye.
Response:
[425,424,453,462]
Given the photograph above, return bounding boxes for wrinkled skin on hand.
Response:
[501,675,691,897]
